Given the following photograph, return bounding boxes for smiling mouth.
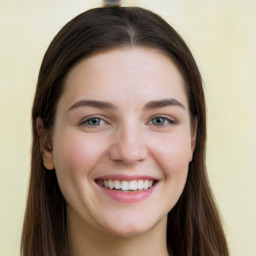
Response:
[95,179,157,192]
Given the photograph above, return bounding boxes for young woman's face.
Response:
[48,47,196,238]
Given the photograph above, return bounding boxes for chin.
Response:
[101,215,166,239]
[107,226,151,239]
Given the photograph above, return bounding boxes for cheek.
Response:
[52,130,107,193]
[152,131,192,176]
[51,130,109,211]
[53,130,102,171]
[150,132,191,209]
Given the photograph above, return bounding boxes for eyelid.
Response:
[77,114,177,127]
[147,115,178,125]
[78,115,108,126]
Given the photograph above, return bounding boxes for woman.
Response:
[21,4,229,256]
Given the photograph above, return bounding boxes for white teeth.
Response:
[108,180,114,190]
[143,180,149,190]
[121,181,129,191]
[128,180,138,191]
[98,179,155,191]
[137,180,144,190]
[114,180,121,190]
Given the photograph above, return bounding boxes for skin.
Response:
[37,47,197,256]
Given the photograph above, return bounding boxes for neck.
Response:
[67,210,170,256]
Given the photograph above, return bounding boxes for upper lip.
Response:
[94,174,158,181]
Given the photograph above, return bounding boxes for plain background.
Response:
[0,0,255,255]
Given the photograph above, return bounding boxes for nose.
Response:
[109,123,148,164]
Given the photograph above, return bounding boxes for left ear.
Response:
[190,117,198,161]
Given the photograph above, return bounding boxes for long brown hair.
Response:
[21,6,229,256]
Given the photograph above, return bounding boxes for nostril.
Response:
[109,143,148,164]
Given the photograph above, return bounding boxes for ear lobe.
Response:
[36,117,55,170]
[41,151,55,170]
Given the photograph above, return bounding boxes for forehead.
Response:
[61,47,188,108]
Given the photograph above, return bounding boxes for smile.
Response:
[96,179,157,192]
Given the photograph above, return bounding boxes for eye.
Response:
[80,117,105,126]
[149,116,176,126]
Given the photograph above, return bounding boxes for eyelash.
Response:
[79,116,106,127]
[79,115,177,127]
[148,116,177,126]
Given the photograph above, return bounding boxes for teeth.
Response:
[137,180,144,190]
[108,180,114,190]
[114,180,121,190]
[98,179,155,191]
[121,181,129,191]
[128,180,137,191]
[143,180,149,190]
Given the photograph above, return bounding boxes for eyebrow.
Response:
[68,98,185,111]
[68,100,116,111]
[144,98,185,110]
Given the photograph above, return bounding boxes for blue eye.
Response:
[150,117,175,126]
[82,117,104,126]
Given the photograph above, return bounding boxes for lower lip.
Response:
[97,184,157,203]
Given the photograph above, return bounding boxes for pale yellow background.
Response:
[0,0,255,255]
